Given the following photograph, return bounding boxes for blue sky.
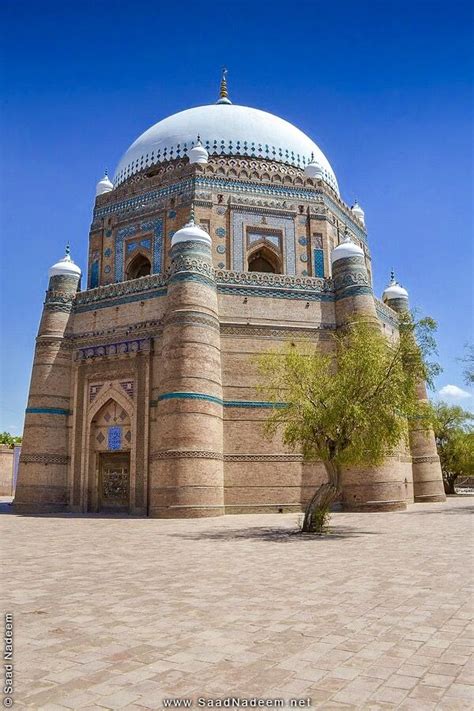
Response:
[1,0,472,433]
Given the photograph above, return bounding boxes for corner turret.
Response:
[149,213,225,517]
[382,271,446,504]
[14,245,81,512]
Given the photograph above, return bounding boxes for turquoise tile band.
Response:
[25,407,71,416]
[156,392,285,408]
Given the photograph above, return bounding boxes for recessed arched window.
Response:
[248,247,281,274]
[126,253,151,280]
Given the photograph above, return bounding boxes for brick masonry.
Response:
[13,155,445,516]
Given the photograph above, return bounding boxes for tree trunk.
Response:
[302,461,341,533]
[443,473,457,495]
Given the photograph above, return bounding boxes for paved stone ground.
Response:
[1,497,473,710]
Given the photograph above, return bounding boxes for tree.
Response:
[460,344,474,387]
[432,402,474,494]
[258,314,439,533]
[0,432,22,448]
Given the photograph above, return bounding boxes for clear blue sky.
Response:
[1,0,473,433]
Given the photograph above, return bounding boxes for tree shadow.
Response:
[414,503,474,516]
[173,526,381,542]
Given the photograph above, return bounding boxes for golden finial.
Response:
[220,68,228,98]
[217,67,232,104]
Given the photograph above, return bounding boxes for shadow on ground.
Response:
[0,500,145,519]
[415,502,474,516]
[173,526,381,542]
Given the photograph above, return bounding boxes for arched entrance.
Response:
[90,397,132,512]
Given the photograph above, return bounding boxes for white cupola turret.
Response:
[331,232,364,264]
[304,152,324,179]
[382,271,409,303]
[188,136,209,164]
[96,171,113,196]
[48,244,82,279]
[351,200,365,226]
[171,210,212,247]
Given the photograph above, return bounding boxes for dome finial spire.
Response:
[216,67,232,105]
[65,241,71,258]
[390,268,395,284]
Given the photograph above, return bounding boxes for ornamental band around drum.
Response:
[14,73,445,516]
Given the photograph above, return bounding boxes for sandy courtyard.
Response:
[1,497,473,710]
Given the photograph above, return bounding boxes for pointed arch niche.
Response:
[126,251,151,280]
[246,232,283,274]
[85,383,135,513]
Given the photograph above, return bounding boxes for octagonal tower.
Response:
[14,74,443,516]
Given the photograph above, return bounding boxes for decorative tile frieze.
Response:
[224,453,303,462]
[20,453,70,465]
[164,311,220,331]
[155,392,285,408]
[75,273,167,305]
[170,272,216,289]
[158,392,223,406]
[215,269,332,292]
[75,338,151,361]
[94,178,194,219]
[220,323,335,337]
[44,290,75,314]
[375,299,399,328]
[333,269,371,292]
[150,450,224,460]
[113,140,337,189]
[25,407,71,415]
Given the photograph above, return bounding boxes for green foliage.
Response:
[460,343,474,386]
[432,402,474,494]
[0,432,22,448]
[258,315,438,470]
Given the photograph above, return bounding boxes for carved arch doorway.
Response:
[89,395,133,513]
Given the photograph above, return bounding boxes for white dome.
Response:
[383,280,409,302]
[304,155,324,179]
[188,139,209,164]
[171,218,212,247]
[113,103,339,194]
[331,235,364,264]
[96,172,113,196]
[49,247,82,278]
[351,201,365,226]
